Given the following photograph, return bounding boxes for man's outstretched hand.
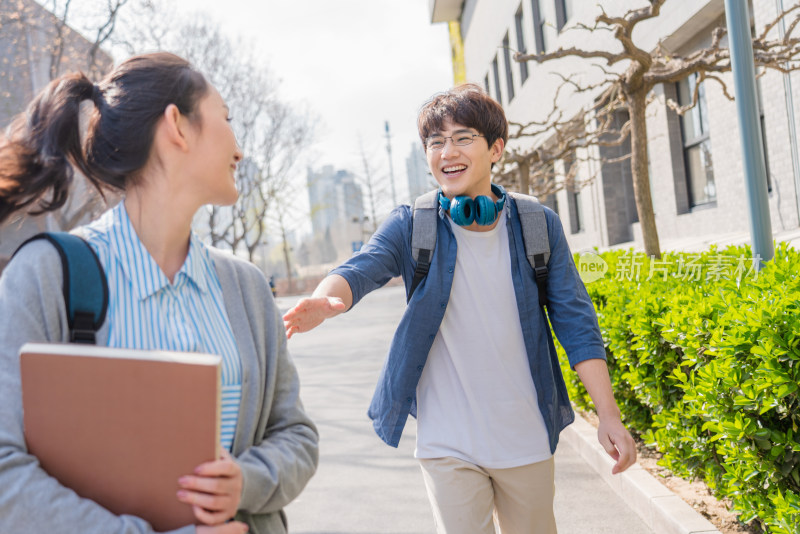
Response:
[283,296,347,339]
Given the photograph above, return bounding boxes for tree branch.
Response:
[515,47,625,66]
[758,3,800,41]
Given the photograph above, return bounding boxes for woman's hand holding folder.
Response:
[178,450,244,527]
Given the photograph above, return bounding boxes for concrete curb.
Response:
[561,414,721,534]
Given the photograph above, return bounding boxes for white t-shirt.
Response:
[414,209,552,468]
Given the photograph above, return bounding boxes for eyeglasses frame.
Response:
[425,133,485,151]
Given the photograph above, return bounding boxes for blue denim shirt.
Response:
[330,194,606,453]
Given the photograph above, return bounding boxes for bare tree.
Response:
[357,137,391,234]
[496,79,630,202]
[513,0,800,257]
[269,192,302,294]
[83,0,130,75]
[256,102,314,291]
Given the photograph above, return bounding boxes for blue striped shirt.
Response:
[82,203,242,451]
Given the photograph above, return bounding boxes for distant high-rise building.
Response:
[406,142,434,203]
[306,165,366,262]
[307,166,365,234]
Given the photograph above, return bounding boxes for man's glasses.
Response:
[425,133,484,151]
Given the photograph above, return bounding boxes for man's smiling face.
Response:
[425,119,504,200]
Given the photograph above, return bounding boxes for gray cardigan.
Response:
[0,239,318,534]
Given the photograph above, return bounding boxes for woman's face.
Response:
[186,86,243,206]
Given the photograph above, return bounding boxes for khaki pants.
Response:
[419,456,557,534]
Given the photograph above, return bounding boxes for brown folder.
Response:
[20,342,221,532]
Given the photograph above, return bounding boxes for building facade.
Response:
[429,0,800,253]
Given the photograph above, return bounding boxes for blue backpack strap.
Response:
[14,232,108,344]
[507,192,551,308]
[409,189,439,303]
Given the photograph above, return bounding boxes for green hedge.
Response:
[558,243,800,532]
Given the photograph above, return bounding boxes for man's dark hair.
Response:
[417,83,509,150]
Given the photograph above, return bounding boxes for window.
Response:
[568,190,584,233]
[564,156,584,233]
[484,74,490,95]
[756,77,772,192]
[677,74,716,208]
[515,6,529,84]
[531,0,547,53]
[555,0,573,31]
[540,163,558,214]
[492,55,503,105]
[502,33,515,102]
[543,193,559,215]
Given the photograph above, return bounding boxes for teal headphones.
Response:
[438,183,506,226]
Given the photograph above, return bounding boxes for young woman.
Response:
[0,52,318,534]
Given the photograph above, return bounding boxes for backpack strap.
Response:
[408,190,439,302]
[14,232,108,344]
[408,189,551,308]
[508,192,551,308]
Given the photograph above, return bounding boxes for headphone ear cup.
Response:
[449,196,475,226]
[473,195,499,226]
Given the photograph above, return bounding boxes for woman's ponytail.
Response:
[0,72,98,224]
[0,52,209,224]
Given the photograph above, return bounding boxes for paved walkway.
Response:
[280,285,653,534]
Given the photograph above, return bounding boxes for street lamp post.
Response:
[724,0,774,267]
[385,121,398,208]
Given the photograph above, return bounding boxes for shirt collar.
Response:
[182,233,210,294]
[109,203,210,300]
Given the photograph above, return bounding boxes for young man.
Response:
[283,84,636,533]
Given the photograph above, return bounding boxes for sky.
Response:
[169,0,454,209]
